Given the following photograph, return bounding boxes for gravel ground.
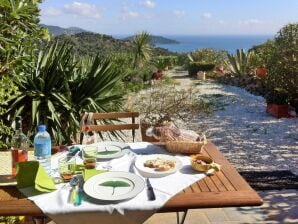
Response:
[167,70,298,174]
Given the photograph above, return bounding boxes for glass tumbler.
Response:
[58,156,76,181]
[82,146,97,169]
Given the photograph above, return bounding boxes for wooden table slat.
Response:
[203,177,218,192]
[203,143,255,191]
[210,174,228,192]
[189,181,202,193]
[197,179,210,192]
[214,171,236,191]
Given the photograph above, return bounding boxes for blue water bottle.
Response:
[34,125,51,174]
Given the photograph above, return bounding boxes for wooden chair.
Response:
[80,112,140,142]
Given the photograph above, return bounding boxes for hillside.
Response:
[40,24,88,36]
[47,32,173,57]
[40,24,174,57]
[53,32,133,57]
[124,35,179,45]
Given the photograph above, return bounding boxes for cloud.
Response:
[120,6,139,20]
[64,2,102,19]
[140,0,156,9]
[201,12,212,19]
[173,10,185,18]
[42,7,62,17]
[239,19,264,25]
[126,11,139,18]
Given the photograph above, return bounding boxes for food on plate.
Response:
[144,158,176,172]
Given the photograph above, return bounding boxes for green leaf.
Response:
[97,150,119,155]
[99,180,130,195]
[99,180,130,187]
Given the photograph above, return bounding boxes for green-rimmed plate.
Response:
[91,142,128,159]
[83,171,145,201]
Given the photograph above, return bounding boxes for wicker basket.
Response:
[165,140,206,154]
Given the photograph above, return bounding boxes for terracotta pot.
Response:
[140,123,160,142]
[255,68,268,78]
[266,104,290,118]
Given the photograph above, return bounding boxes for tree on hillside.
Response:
[132,31,152,69]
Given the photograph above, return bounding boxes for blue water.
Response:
[155,35,273,53]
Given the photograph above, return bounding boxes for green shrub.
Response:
[188,62,215,76]
[176,53,190,69]
[265,23,298,106]
[0,0,49,147]
[154,56,177,70]
[189,48,227,65]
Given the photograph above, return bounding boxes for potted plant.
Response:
[125,84,211,141]
[263,24,298,118]
[265,89,290,118]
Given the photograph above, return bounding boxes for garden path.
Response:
[166,69,298,175]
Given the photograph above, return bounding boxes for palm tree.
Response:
[132,31,152,69]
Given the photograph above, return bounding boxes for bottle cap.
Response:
[38,125,46,132]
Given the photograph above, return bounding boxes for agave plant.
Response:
[226,49,254,76]
[5,42,127,144]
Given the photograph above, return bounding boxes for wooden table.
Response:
[0,142,263,220]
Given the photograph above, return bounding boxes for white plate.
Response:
[84,171,145,201]
[91,142,128,159]
[135,154,183,178]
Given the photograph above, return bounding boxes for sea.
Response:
[154,35,273,53]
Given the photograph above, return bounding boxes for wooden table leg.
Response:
[32,216,46,224]
[176,210,188,224]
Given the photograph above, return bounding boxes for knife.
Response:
[146,178,156,201]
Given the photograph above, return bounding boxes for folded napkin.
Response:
[83,169,105,181]
[17,161,56,195]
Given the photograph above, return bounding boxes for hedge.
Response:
[188,62,215,76]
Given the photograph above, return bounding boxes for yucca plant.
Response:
[226,49,254,76]
[132,31,152,69]
[5,42,127,144]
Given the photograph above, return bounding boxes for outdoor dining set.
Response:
[0,112,263,224]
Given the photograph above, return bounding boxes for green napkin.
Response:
[83,169,105,181]
[16,161,56,193]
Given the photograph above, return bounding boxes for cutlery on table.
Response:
[75,175,84,206]
[68,176,79,204]
[146,178,156,201]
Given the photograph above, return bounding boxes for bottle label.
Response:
[34,142,51,157]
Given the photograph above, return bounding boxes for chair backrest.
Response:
[80,112,139,142]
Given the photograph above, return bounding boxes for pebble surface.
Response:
[169,71,298,174]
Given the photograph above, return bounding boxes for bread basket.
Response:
[165,138,207,154]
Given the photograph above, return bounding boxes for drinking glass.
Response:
[82,146,97,169]
[58,156,76,182]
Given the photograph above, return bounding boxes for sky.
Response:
[40,0,298,36]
